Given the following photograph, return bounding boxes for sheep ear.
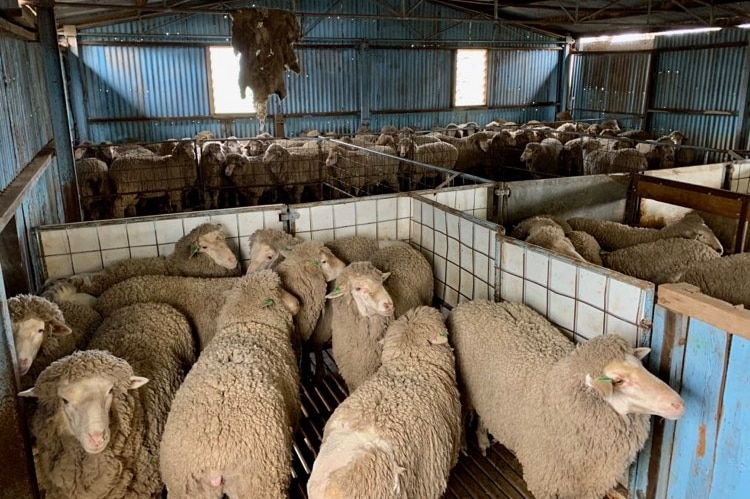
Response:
[633,347,651,360]
[380,272,391,282]
[190,243,201,258]
[585,374,613,398]
[18,387,37,398]
[50,320,73,337]
[279,289,301,316]
[325,284,346,299]
[128,376,149,390]
[429,330,449,345]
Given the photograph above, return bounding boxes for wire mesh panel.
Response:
[728,159,750,194]
[33,204,285,285]
[497,235,655,348]
[418,184,496,220]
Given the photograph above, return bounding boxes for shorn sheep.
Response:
[308,306,461,499]
[160,270,301,499]
[448,300,685,499]
[109,140,197,218]
[326,261,395,391]
[567,212,724,253]
[73,222,240,296]
[20,302,196,499]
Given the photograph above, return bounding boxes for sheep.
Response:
[223,152,269,205]
[519,138,563,178]
[159,270,301,499]
[246,227,302,272]
[369,241,434,318]
[432,131,491,173]
[510,216,585,261]
[8,294,72,378]
[397,137,459,187]
[324,235,381,264]
[567,212,724,253]
[559,136,585,176]
[245,132,275,156]
[602,238,722,284]
[308,306,461,499]
[326,261,395,391]
[276,240,347,347]
[73,222,240,296]
[567,230,603,265]
[19,302,196,499]
[478,129,517,179]
[262,143,323,203]
[325,145,400,195]
[109,140,197,218]
[75,157,112,220]
[448,300,685,499]
[680,253,750,308]
[198,141,227,210]
[581,138,647,175]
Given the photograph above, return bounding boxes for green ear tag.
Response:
[439,330,448,338]
[334,285,341,295]
[597,376,614,383]
[190,243,200,257]
[312,261,321,268]
[264,298,275,308]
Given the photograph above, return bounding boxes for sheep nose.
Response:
[383,300,394,313]
[18,358,31,374]
[88,431,105,447]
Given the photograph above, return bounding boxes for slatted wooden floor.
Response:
[289,349,536,499]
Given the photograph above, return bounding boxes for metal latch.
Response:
[495,187,511,198]
[279,210,300,222]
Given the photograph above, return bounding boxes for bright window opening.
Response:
[579,27,722,47]
[208,46,256,115]
[454,49,487,107]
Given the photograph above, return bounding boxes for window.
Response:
[454,49,487,107]
[208,46,256,115]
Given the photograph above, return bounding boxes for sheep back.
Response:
[681,253,750,308]
[369,242,434,318]
[324,235,380,264]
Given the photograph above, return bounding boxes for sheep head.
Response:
[9,295,72,376]
[325,262,394,317]
[397,138,414,158]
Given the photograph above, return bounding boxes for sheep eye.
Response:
[61,398,69,405]
[354,287,362,292]
[201,245,208,250]
[37,328,45,334]
[107,387,114,395]
[266,254,274,260]
[613,378,624,385]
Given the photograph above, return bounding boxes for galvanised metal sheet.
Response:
[653,26,749,50]
[370,49,451,111]
[569,52,650,116]
[283,48,359,114]
[649,113,736,163]
[489,49,559,107]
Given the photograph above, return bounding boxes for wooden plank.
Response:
[657,283,750,341]
[0,15,35,41]
[666,318,729,499]
[634,175,746,219]
[0,144,54,231]
[707,334,750,499]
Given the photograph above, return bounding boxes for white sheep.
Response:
[246,227,302,272]
[448,300,685,499]
[567,212,724,253]
[73,222,240,296]
[308,306,461,498]
[325,145,400,195]
[681,252,750,308]
[432,131,491,173]
[582,138,647,175]
[519,138,563,178]
[109,140,197,218]
[262,143,322,204]
[223,152,270,206]
[397,138,459,188]
[510,216,585,261]
[369,241,434,319]
[20,302,196,499]
[326,261,395,391]
[160,270,301,499]
[198,141,227,210]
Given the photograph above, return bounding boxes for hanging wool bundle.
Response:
[231,8,301,126]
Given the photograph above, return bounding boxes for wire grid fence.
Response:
[727,157,750,194]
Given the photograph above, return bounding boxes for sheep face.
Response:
[397,138,413,158]
[585,348,685,420]
[245,139,266,156]
[262,144,287,163]
[325,149,340,168]
[247,241,281,272]
[10,311,71,376]
[194,230,238,270]
[55,375,148,454]
[328,268,394,318]
[224,153,250,176]
[519,142,541,163]
[317,248,347,282]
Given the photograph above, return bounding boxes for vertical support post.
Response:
[733,36,750,151]
[642,50,656,133]
[62,25,89,143]
[558,37,572,116]
[358,40,371,130]
[38,6,81,222]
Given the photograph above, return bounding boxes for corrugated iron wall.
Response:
[70,0,563,142]
[569,28,750,153]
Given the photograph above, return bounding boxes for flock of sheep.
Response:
[12,220,687,499]
[73,119,696,221]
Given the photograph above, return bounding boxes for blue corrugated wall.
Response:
[69,0,563,142]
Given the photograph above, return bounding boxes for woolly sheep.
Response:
[369,241,434,318]
[567,230,603,265]
[262,143,322,203]
[603,238,721,284]
[519,138,563,178]
[223,152,269,206]
[308,306,461,499]
[448,300,685,499]
[276,240,347,347]
[198,141,227,210]
[681,252,750,308]
[8,294,72,378]
[76,157,112,220]
[325,145,400,195]
[397,138,459,188]
[326,261,395,391]
[567,212,724,253]
[160,270,301,499]
[74,222,240,296]
[246,227,302,272]
[109,140,197,218]
[432,131,491,173]
[20,302,196,499]
[324,235,381,264]
[510,216,584,261]
[581,138,647,175]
